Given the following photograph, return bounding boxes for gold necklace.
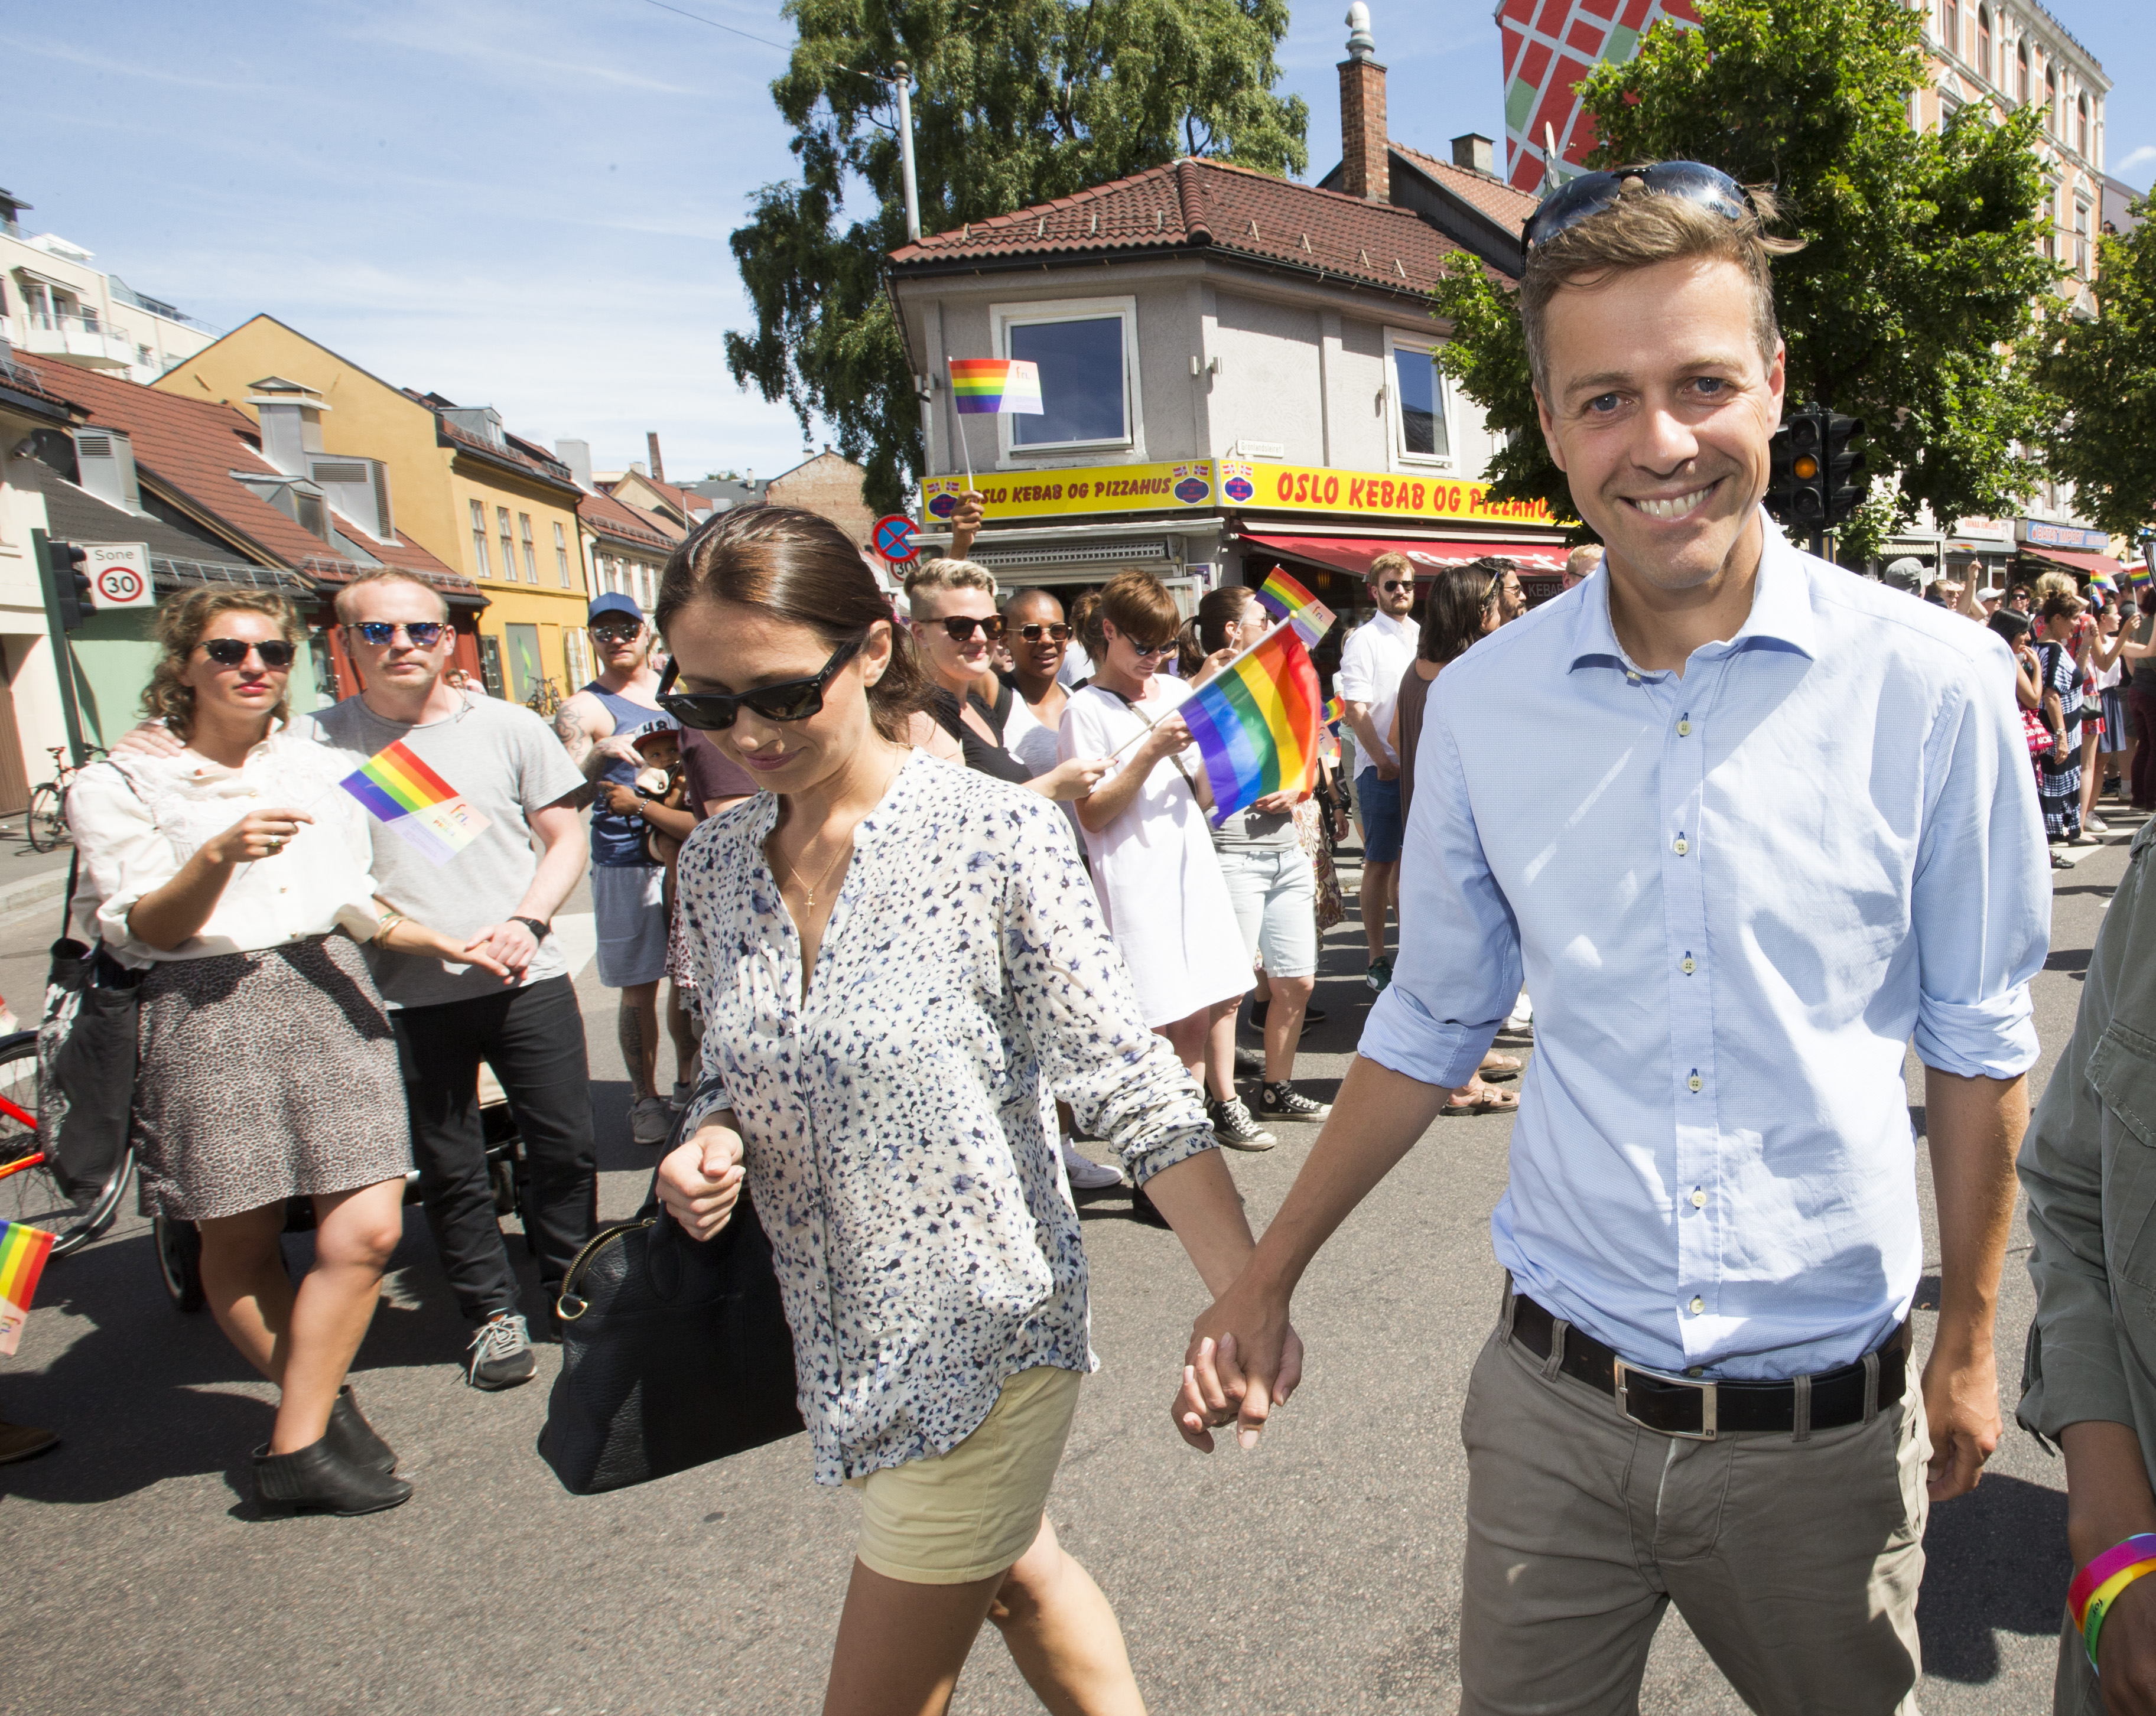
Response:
[770,833,852,916]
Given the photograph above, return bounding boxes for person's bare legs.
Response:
[1262,974,1315,1084]
[1155,1008,1211,1089]
[664,982,699,1093]
[989,1516,1146,1715]
[821,1518,1146,1716]
[1202,1004,1239,1103]
[1360,859,1397,963]
[199,1178,404,1453]
[2079,727,2103,826]
[617,979,661,1101]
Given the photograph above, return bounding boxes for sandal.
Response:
[1440,1082,1519,1116]
[1477,1050,1523,1082]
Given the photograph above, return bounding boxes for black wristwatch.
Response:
[511,916,551,942]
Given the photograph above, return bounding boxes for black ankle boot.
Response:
[324,1386,396,1474]
[253,1437,413,1517]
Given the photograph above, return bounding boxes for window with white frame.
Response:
[518,512,538,582]
[2075,201,2091,276]
[469,499,491,577]
[554,521,573,587]
[496,507,516,582]
[1385,331,1454,464]
[990,296,1138,455]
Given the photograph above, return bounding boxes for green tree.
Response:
[2037,200,2156,540]
[725,0,1308,513]
[1429,0,2060,558]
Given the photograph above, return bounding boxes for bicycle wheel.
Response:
[0,1030,131,1258]
[24,782,66,854]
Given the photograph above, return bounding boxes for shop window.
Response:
[991,297,1137,455]
[1385,333,1453,464]
[469,499,490,577]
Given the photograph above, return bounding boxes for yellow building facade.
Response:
[154,315,591,700]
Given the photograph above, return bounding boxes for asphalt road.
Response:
[0,813,2138,1715]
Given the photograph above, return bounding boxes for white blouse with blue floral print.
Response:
[675,751,1217,1485]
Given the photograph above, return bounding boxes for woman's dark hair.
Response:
[2039,591,2085,624]
[144,587,304,740]
[1417,564,1500,665]
[1174,617,1206,677]
[1987,609,2030,645]
[1197,585,1258,654]
[1082,569,1179,659]
[656,504,929,742]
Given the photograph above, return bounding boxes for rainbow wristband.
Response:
[2070,1533,2156,1671]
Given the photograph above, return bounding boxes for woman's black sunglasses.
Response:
[931,614,1004,643]
[1523,161,1757,263]
[200,637,295,669]
[656,636,864,731]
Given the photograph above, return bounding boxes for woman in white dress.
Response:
[1058,571,1253,1121]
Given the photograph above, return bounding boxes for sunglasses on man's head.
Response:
[1523,161,1757,264]
[931,614,1004,643]
[200,637,295,669]
[655,636,864,731]
[349,621,447,648]
[1014,623,1071,643]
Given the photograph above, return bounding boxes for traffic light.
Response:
[1823,412,1866,528]
[46,540,92,631]
[1785,408,1826,529]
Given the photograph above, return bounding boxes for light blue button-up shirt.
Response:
[1362,520,2050,1379]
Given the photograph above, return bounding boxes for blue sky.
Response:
[4,0,2147,487]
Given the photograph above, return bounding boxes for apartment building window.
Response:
[2076,202,2092,276]
[1974,7,1990,80]
[990,296,1139,455]
[554,521,573,587]
[2077,93,2089,157]
[2043,184,2058,261]
[1943,0,1957,56]
[2015,41,2029,104]
[518,512,538,582]
[497,507,516,583]
[469,499,491,577]
[2044,64,2058,133]
[1385,332,1453,465]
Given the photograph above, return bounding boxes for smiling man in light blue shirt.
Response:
[1173,165,2050,1714]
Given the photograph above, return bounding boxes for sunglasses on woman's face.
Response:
[655,636,864,731]
[931,614,1004,643]
[1124,637,1176,659]
[200,637,295,669]
[1015,623,1071,643]
[349,621,447,649]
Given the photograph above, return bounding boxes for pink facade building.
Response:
[1497,0,1702,193]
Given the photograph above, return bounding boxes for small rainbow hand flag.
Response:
[1322,695,1345,728]
[0,1220,55,1356]
[339,740,492,865]
[1253,569,1336,644]
[1180,623,1323,828]
[949,359,1044,416]
[2128,561,2153,591]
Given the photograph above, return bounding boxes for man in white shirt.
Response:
[1333,554,1419,991]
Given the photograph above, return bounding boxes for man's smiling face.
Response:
[1534,255,1784,596]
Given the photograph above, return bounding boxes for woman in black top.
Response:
[903,560,1108,801]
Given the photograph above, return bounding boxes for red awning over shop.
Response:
[2018,544,2124,581]
[1241,533,1570,580]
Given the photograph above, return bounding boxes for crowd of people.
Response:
[14,151,2156,1716]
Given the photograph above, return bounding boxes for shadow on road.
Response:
[1917,1471,2070,1682]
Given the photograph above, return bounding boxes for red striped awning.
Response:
[1241,533,1570,580]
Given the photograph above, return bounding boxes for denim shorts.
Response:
[1216,846,1319,979]
[1357,767,1403,864]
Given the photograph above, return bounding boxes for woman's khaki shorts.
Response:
[847,1365,1082,1585]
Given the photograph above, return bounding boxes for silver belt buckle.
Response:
[1612,1357,1718,1440]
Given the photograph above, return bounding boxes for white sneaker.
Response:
[2085,815,2109,833]
[1060,1138,1124,1190]
[631,1095,675,1146]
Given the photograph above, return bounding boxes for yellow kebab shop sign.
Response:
[925,459,1565,528]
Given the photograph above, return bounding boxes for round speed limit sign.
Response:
[95,564,148,605]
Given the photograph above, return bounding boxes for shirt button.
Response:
[1673,837,1689,856]
[1681,956,1696,975]
[1691,1188,1707,1207]
[1677,719,1692,736]
[1689,1296,1705,1314]
[1688,1072,1703,1093]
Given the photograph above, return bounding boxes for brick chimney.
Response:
[1338,2,1388,203]
[646,431,666,486]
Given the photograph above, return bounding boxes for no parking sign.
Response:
[871,513,918,566]
[87,543,154,610]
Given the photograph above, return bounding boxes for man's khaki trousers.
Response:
[1459,1305,1929,1715]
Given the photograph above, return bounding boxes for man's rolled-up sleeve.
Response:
[1359,688,1521,1090]
[1908,652,2050,1079]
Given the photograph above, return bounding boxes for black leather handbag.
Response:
[37,851,144,1201]
[539,1176,804,1494]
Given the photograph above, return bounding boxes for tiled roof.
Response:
[889,157,1472,295]
[431,414,582,494]
[1390,145,1541,236]
[11,350,467,588]
[580,488,682,554]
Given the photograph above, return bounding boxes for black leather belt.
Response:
[1508,1290,1908,1441]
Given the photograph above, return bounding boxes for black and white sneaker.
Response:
[1260,1081,1331,1121]
[466,1311,536,1391]
[1233,1044,1266,1078]
[1208,1096,1276,1151]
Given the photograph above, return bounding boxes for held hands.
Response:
[462,920,541,977]
[1040,755,1113,802]
[1174,1275,1304,1453]
[656,1124,745,1240]
[207,807,314,864]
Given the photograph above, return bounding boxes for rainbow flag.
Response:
[338,740,492,865]
[0,1220,55,1356]
[1181,624,1323,827]
[1253,568,1336,644]
[949,359,1044,416]
[2128,561,2154,590]
[1322,695,1345,728]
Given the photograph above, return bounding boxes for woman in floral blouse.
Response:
[653,504,1294,1716]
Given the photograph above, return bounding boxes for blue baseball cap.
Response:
[588,592,644,626]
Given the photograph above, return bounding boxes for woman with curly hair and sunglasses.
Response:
[652,506,1291,1716]
[66,588,508,1518]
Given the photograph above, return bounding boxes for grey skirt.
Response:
[132,933,412,1222]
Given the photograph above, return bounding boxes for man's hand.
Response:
[463,920,542,976]
[2098,1579,2156,1714]
[656,1122,744,1240]
[1921,1337,2001,1500]
[1250,790,1297,815]
[1175,1273,1302,1452]
[113,719,185,759]
[600,780,643,815]
[1373,759,1400,782]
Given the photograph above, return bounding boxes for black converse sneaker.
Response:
[1260,1081,1332,1121]
[1208,1096,1276,1151]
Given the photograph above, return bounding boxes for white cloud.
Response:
[2120,145,2156,171]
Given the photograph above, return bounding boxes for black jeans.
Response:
[390,975,597,1323]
